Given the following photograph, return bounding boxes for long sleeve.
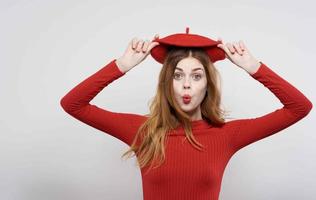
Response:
[60,59,144,146]
[228,62,313,152]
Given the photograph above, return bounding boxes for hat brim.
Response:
[150,33,226,64]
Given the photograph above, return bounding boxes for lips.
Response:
[182,94,191,98]
[182,94,191,104]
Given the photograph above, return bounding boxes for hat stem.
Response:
[186,27,189,34]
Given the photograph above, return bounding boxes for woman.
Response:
[60,33,313,200]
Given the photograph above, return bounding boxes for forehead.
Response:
[175,57,204,72]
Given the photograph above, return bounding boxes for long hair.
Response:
[121,46,228,175]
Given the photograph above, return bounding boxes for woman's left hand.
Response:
[217,37,261,74]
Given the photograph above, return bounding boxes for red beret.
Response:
[150,27,226,64]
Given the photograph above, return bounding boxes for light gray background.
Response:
[1,0,315,199]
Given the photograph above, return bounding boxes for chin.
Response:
[180,104,197,112]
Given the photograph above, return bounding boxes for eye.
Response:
[173,72,182,80]
[173,73,203,80]
[193,74,202,80]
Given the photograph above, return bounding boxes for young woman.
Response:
[60,33,313,200]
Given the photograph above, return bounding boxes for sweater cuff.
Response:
[111,58,126,75]
[249,61,266,78]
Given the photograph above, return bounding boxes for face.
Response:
[172,57,207,115]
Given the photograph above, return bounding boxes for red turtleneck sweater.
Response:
[60,59,312,200]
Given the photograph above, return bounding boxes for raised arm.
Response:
[216,39,312,152]
[60,59,144,146]
[227,62,313,152]
[60,35,160,146]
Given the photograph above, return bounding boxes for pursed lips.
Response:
[182,94,192,98]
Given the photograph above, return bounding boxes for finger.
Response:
[154,34,159,39]
[147,40,160,52]
[131,37,138,49]
[217,43,232,57]
[147,34,160,51]
[216,37,223,48]
[152,34,159,42]
[226,43,236,54]
[136,39,144,52]
[142,40,150,53]
[217,37,230,58]
[239,40,245,51]
[233,42,243,55]
[239,40,248,52]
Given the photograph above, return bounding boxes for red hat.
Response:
[150,27,226,64]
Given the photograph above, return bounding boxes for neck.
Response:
[187,106,203,121]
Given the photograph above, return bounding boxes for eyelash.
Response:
[173,73,202,80]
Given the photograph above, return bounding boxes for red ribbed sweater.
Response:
[60,59,312,200]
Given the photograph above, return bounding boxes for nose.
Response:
[183,78,191,89]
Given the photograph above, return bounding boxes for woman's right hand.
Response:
[115,34,160,73]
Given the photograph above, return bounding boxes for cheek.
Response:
[194,78,207,90]
[195,83,207,98]
[172,81,181,94]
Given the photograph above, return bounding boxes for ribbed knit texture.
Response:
[60,59,312,200]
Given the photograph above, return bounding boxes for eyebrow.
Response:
[175,67,204,72]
